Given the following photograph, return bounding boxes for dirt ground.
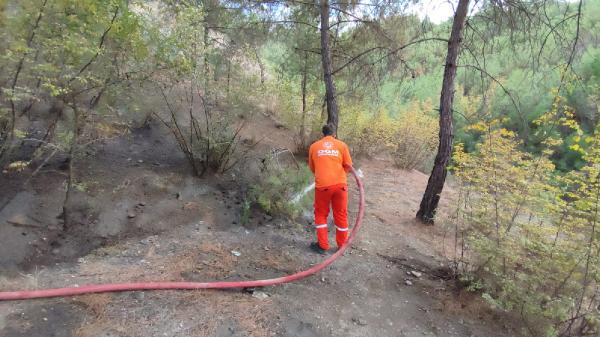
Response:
[0,115,519,337]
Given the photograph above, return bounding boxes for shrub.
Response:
[263,76,322,152]
[450,119,600,336]
[339,105,396,156]
[248,154,313,219]
[339,99,438,170]
[155,92,244,177]
[392,100,438,170]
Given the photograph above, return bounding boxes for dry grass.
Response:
[254,252,295,274]
[72,317,127,337]
[72,294,118,337]
[0,268,45,291]
[78,260,147,283]
[178,290,275,337]
[167,241,236,279]
[75,294,112,318]
[92,243,127,257]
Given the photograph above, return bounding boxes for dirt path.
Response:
[0,152,517,337]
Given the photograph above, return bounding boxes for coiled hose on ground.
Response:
[0,168,364,301]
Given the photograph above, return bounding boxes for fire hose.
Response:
[0,168,364,301]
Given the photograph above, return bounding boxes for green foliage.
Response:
[261,0,598,173]
[0,1,598,333]
[249,158,313,219]
[0,0,150,162]
[391,100,439,170]
[451,105,600,335]
[339,103,396,156]
[337,99,438,170]
[240,199,251,226]
[144,3,263,176]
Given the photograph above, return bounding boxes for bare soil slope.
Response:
[0,116,517,337]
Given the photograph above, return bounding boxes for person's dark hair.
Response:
[322,124,334,136]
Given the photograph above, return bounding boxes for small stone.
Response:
[264,246,270,251]
[252,291,269,300]
[351,317,367,326]
[132,292,145,300]
[405,280,413,286]
[127,212,136,218]
[7,214,31,227]
[231,250,241,257]
[138,202,146,206]
[410,271,423,278]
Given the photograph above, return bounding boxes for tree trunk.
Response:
[253,47,265,86]
[63,104,80,229]
[226,59,231,95]
[416,0,470,224]
[319,0,339,134]
[89,81,107,109]
[300,51,308,149]
[203,23,210,97]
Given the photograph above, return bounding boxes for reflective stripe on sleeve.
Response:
[335,226,348,231]
[314,224,328,229]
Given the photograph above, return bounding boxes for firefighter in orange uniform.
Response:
[308,124,353,253]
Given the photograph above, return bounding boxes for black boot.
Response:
[309,242,328,255]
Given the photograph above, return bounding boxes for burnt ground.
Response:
[0,115,519,337]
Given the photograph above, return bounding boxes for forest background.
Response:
[1,0,599,335]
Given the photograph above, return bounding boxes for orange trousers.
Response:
[313,184,349,250]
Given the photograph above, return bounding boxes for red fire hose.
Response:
[0,168,364,301]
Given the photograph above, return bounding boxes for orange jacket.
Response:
[308,136,353,188]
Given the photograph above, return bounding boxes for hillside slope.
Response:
[0,117,517,337]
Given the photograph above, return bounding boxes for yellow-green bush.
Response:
[264,74,439,171]
[339,99,438,170]
[338,104,396,156]
[451,117,600,336]
[392,100,438,170]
